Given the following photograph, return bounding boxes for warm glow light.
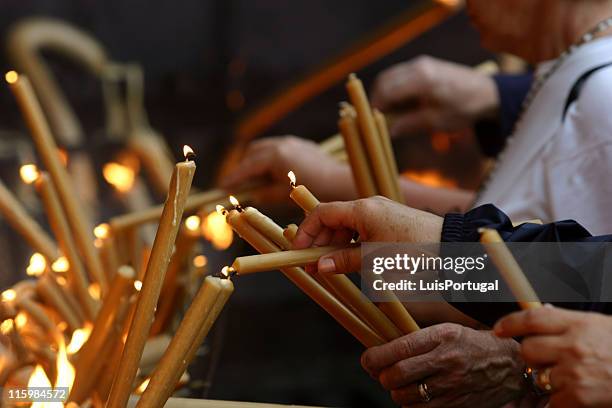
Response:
[0,319,13,335]
[51,256,69,273]
[134,280,142,291]
[201,210,233,250]
[28,365,52,408]
[221,266,231,277]
[192,255,208,268]
[229,195,240,207]
[288,170,296,186]
[183,145,195,160]
[94,238,103,248]
[88,283,101,300]
[67,324,92,354]
[57,321,68,332]
[216,205,227,216]
[1,289,16,302]
[136,378,150,395]
[26,253,47,276]
[19,164,40,184]
[5,71,18,84]
[403,170,457,189]
[15,312,27,329]
[184,215,201,232]
[103,162,135,193]
[55,337,76,393]
[57,276,68,286]
[94,223,110,239]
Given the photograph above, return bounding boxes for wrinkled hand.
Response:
[222,136,356,204]
[361,323,526,407]
[495,306,612,408]
[293,196,443,274]
[371,55,498,138]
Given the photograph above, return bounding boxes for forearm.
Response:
[400,178,475,216]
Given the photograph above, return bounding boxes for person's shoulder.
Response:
[574,65,612,116]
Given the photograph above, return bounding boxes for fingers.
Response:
[222,149,276,188]
[389,109,438,138]
[361,330,440,375]
[494,306,580,338]
[520,335,565,367]
[293,201,358,249]
[378,354,437,390]
[317,246,361,274]
[371,61,429,111]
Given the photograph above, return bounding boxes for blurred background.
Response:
[0,1,497,406]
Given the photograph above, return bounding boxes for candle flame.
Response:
[229,195,240,207]
[28,365,52,407]
[202,210,233,250]
[183,145,195,161]
[193,255,208,268]
[55,336,76,393]
[15,312,27,329]
[134,280,143,291]
[136,377,150,394]
[5,70,18,84]
[1,289,17,302]
[221,266,231,277]
[184,215,201,232]
[0,319,13,335]
[103,162,136,193]
[19,164,40,184]
[88,283,101,300]
[216,205,227,216]
[94,223,110,239]
[51,256,69,273]
[26,253,47,276]
[67,323,92,354]
[288,170,296,186]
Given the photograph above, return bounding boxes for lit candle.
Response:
[373,109,403,203]
[94,223,120,281]
[107,146,196,408]
[35,171,97,319]
[287,175,419,334]
[231,246,343,274]
[226,208,383,347]
[136,273,234,407]
[346,73,396,199]
[7,72,108,294]
[288,171,320,213]
[479,228,542,310]
[0,172,57,260]
[242,206,291,249]
[338,103,377,198]
[71,265,136,403]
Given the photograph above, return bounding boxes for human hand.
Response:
[361,323,526,407]
[221,136,356,204]
[292,196,443,274]
[495,306,612,408]
[371,55,498,138]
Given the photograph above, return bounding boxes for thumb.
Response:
[317,246,361,274]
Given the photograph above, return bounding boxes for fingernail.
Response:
[318,258,336,274]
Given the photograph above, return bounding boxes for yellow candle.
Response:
[35,273,81,331]
[373,109,403,203]
[227,209,383,347]
[7,72,108,294]
[71,266,135,403]
[107,153,196,408]
[346,73,396,199]
[136,275,233,407]
[36,172,96,319]
[338,104,378,198]
[0,178,57,261]
[94,223,120,281]
[479,228,542,310]
[232,246,343,274]
[242,207,292,249]
[288,171,320,213]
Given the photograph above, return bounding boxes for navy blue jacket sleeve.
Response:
[474,74,533,158]
[441,204,612,326]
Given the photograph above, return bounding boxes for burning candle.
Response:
[288,171,319,213]
[136,273,234,407]
[242,206,291,250]
[479,228,542,310]
[35,171,97,319]
[226,207,383,347]
[338,104,377,198]
[7,72,108,294]
[231,246,343,274]
[107,146,196,408]
[94,223,120,281]
[0,168,58,260]
[346,73,396,200]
